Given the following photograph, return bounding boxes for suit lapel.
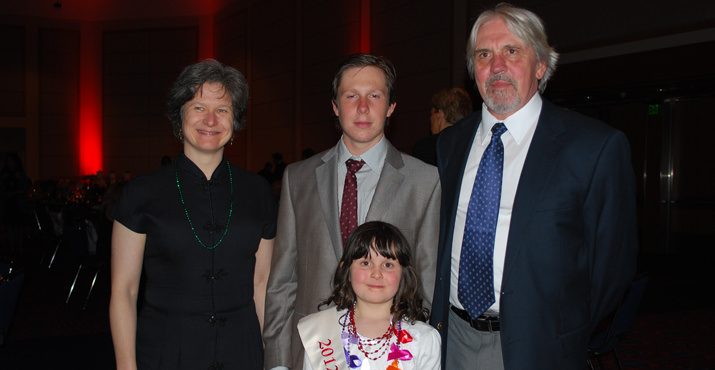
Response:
[502,101,567,281]
[442,114,481,234]
[315,146,343,259]
[366,142,405,221]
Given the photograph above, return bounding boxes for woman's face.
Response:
[181,82,234,157]
[350,246,402,308]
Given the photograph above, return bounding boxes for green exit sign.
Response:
[648,104,660,115]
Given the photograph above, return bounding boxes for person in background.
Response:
[301,148,315,160]
[430,3,638,369]
[110,59,276,370]
[258,161,275,183]
[263,53,440,370]
[272,152,287,182]
[0,153,31,257]
[412,88,473,165]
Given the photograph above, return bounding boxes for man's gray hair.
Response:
[466,3,559,93]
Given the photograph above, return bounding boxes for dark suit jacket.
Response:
[412,133,439,166]
[430,99,638,369]
[264,140,441,370]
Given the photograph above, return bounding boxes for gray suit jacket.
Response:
[263,140,441,370]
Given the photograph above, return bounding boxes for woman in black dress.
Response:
[110,60,277,370]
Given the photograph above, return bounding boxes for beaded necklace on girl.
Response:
[340,301,413,370]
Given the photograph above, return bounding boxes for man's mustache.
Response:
[486,73,517,88]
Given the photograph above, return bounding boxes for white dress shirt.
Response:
[449,94,542,314]
[337,136,387,224]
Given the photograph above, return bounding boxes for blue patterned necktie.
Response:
[458,122,507,319]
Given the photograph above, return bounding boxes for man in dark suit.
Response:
[264,53,441,370]
[430,4,638,369]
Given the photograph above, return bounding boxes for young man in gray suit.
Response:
[264,53,441,370]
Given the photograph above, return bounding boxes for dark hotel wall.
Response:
[1,0,714,254]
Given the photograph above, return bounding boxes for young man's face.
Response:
[333,66,396,155]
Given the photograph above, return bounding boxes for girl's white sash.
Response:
[298,307,348,370]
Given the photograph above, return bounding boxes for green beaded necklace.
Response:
[175,159,233,250]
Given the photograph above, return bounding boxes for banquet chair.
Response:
[587,273,649,370]
[0,262,25,345]
[63,210,110,310]
[34,206,64,268]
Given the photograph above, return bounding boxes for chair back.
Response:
[63,209,99,258]
[0,264,25,345]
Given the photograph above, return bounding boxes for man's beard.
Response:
[484,73,521,115]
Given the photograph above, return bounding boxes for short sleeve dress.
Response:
[111,153,277,370]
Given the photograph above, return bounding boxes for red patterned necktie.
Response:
[340,159,365,246]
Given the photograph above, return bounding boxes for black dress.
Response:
[111,153,277,370]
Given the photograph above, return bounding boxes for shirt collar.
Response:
[177,152,228,181]
[478,93,542,145]
[337,135,387,172]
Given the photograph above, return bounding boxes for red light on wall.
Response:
[79,22,103,176]
[79,101,102,175]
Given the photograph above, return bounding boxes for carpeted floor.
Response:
[1,237,713,369]
[589,250,715,370]
[0,237,114,369]
[612,308,715,370]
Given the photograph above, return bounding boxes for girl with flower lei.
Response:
[298,221,441,370]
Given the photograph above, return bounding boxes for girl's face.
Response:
[350,246,402,308]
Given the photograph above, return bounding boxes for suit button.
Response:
[437,322,442,330]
